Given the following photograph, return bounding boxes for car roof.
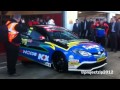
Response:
[35,25,61,29]
[34,25,67,32]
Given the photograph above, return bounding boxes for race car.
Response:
[18,25,107,72]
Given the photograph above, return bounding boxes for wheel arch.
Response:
[51,51,67,62]
[51,50,68,72]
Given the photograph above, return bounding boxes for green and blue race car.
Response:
[18,25,107,72]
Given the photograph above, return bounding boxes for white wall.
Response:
[63,11,78,31]
[97,11,120,22]
[107,13,116,22]
[97,11,120,14]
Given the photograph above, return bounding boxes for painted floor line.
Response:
[0,62,7,65]
[0,63,21,70]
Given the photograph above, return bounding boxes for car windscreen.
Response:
[48,30,79,40]
[30,30,42,40]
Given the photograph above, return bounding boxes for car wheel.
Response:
[52,52,68,72]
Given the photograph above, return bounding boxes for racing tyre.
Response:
[52,52,68,72]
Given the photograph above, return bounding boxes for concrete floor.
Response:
[0,50,120,79]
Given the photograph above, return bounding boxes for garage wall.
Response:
[78,12,107,21]
[42,13,62,26]
[5,11,63,26]
[116,14,120,19]
[6,11,62,15]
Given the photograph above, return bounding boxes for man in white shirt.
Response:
[47,19,55,26]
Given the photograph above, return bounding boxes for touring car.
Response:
[18,25,107,72]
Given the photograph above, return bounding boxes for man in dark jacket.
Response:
[4,14,27,76]
[117,18,120,50]
[87,18,94,40]
[72,19,82,37]
[81,17,88,39]
[109,17,118,52]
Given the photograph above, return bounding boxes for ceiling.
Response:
[78,11,107,17]
[0,11,62,15]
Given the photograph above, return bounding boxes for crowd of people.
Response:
[20,17,55,27]
[72,17,120,52]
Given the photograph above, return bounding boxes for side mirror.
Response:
[39,36,46,41]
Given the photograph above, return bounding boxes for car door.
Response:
[19,27,51,67]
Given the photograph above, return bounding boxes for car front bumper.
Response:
[68,59,107,72]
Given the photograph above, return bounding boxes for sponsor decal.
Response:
[67,41,80,47]
[38,54,49,61]
[69,55,74,60]
[68,60,80,66]
[97,52,106,62]
[23,50,37,57]
[44,62,51,67]
[45,42,55,50]
[68,55,80,66]
[82,45,99,49]
[97,56,106,62]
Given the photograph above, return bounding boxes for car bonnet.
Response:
[68,41,104,53]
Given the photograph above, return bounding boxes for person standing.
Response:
[39,18,46,25]
[46,16,50,25]
[116,18,120,51]
[32,18,39,25]
[91,19,100,42]
[28,18,33,27]
[107,18,112,48]
[109,17,118,52]
[47,19,55,25]
[81,17,88,39]
[4,14,27,76]
[72,19,82,37]
[87,18,94,40]
[95,19,109,47]
[103,18,109,25]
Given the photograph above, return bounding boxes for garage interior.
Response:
[0,11,63,26]
[78,11,108,21]
[0,11,120,25]
[0,11,63,53]
[0,11,120,53]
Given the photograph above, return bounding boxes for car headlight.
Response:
[79,51,92,56]
[72,50,92,56]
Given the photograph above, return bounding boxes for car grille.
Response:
[77,60,106,70]
[91,51,104,55]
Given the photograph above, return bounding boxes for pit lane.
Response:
[0,50,120,79]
